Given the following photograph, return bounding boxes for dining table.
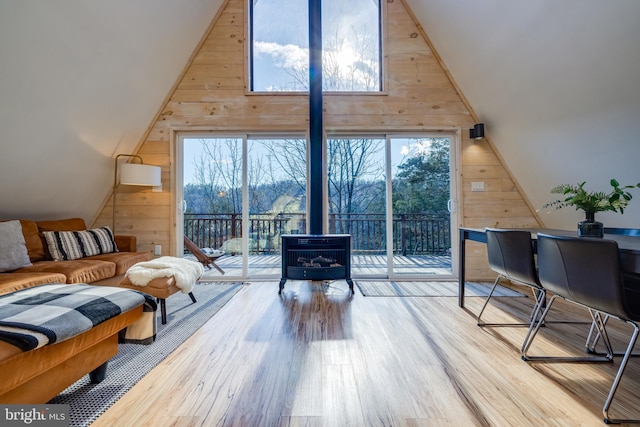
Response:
[458,227,640,308]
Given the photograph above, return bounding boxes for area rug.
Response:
[49,282,244,427]
[355,281,526,297]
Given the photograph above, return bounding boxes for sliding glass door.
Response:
[247,137,307,277]
[388,136,454,278]
[181,136,246,278]
[327,135,456,279]
[326,137,387,276]
[178,132,457,280]
[179,134,307,279]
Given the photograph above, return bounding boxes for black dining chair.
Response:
[477,229,546,338]
[522,233,640,424]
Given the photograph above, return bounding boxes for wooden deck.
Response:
[195,254,453,280]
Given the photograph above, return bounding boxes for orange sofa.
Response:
[0,217,153,296]
[0,217,155,404]
[0,285,146,403]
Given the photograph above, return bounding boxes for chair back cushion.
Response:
[537,233,627,317]
[486,229,539,287]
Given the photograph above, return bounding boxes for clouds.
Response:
[254,37,380,91]
[251,0,381,91]
[254,41,307,69]
[401,140,433,157]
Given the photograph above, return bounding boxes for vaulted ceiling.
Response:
[1,0,639,228]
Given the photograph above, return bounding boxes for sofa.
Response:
[0,217,153,296]
[0,284,147,403]
[0,218,155,403]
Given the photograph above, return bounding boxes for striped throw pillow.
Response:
[43,227,118,261]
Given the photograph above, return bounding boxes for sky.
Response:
[251,0,380,91]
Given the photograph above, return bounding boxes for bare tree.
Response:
[247,139,306,214]
[192,138,243,213]
[258,139,307,194]
[327,138,384,216]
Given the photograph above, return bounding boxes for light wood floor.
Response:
[94,281,640,426]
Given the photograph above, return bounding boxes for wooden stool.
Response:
[119,276,196,324]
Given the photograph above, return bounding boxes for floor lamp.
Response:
[112,154,162,232]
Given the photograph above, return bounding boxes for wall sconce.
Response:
[112,154,162,232]
[469,123,485,140]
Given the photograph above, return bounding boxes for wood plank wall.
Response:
[93,0,540,280]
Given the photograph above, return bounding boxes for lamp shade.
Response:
[119,163,161,186]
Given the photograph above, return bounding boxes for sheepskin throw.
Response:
[125,256,204,293]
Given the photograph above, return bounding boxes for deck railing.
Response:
[184,212,450,255]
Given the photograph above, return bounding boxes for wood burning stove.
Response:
[279,234,353,294]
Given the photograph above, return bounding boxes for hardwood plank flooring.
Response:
[94,281,640,426]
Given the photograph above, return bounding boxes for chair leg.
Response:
[522,295,614,363]
[157,293,195,325]
[477,276,502,326]
[586,314,640,359]
[586,313,615,354]
[589,310,614,356]
[211,261,224,275]
[603,320,640,424]
[585,315,603,353]
[477,276,543,327]
[159,298,167,324]
[520,290,547,353]
[529,289,545,322]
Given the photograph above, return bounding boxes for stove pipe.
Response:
[308,0,323,235]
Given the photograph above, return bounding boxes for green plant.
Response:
[543,179,640,214]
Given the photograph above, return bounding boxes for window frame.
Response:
[247,0,385,94]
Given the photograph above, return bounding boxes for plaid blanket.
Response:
[0,284,146,352]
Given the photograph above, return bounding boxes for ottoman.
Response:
[119,256,203,324]
[120,275,196,324]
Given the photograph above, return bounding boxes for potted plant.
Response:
[542,179,640,237]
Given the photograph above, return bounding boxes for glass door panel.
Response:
[247,138,307,277]
[181,133,455,281]
[182,137,244,278]
[326,137,386,277]
[389,137,453,277]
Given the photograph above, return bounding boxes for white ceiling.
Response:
[406,0,640,228]
[0,0,222,220]
[1,0,639,228]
